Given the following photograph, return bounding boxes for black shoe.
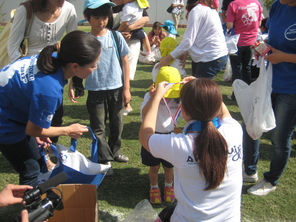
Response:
[105,162,114,176]
[106,167,114,176]
[114,154,129,163]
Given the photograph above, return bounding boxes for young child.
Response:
[118,0,154,63]
[69,0,131,175]
[152,37,187,81]
[147,21,167,61]
[161,20,178,39]
[140,66,183,204]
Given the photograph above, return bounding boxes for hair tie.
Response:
[183,117,221,134]
[55,41,61,53]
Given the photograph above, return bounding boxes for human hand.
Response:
[264,46,284,64]
[122,88,131,106]
[0,184,33,208]
[156,55,173,68]
[149,83,156,97]
[182,76,196,84]
[35,137,52,148]
[66,124,88,139]
[154,81,173,99]
[121,32,132,40]
[68,80,79,103]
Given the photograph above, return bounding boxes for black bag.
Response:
[167,5,174,13]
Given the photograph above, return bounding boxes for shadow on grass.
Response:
[0,154,16,174]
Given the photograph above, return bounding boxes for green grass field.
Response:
[0,26,295,222]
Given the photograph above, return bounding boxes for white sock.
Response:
[150,184,159,189]
[165,182,173,188]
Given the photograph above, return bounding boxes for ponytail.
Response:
[181,79,228,190]
[37,30,101,74]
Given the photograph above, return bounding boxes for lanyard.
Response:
[162,98,182,127]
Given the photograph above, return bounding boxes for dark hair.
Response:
[260,17,269,32]
[186,0,214,13]
[37,30,101,74]
[84,4,113,21]
[30,0,48,13]
[151,22,163,37]
[180,79,228,190]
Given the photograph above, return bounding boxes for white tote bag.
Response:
[233,59,276,140]
[225,34,240,55]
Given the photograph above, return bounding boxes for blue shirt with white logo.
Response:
[0,55,67,144]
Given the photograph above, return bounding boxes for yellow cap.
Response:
[155,66,182,98]
[137,0,149,9]
[160,37,177,57]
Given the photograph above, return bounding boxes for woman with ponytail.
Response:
[0,30,102,186]
[139,77,243,221]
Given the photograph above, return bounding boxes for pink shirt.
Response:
[226,0,262,46]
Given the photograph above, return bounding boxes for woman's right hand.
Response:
[67,124,88,139]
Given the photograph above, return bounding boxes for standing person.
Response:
[226,0,262,100]
[109,0,150,115]
[0,30,102,186]
[244,0,296,196]
[170,0,184,31]
[8,0,78,144]
[118,0,154,64]
[139,77,243,221]
[69,0,131,176]
[140,66,183,204]
[158,0,228,79]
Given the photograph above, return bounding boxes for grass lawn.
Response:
[0,26,295,222]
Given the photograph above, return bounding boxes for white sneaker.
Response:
[243,172,258,183]
[247,179,276,196]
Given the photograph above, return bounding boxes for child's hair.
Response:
[186,0,215,12]
[180,78,228,190]
[84,4,113,21]
[151,22,163,36]
[37,30,102,74]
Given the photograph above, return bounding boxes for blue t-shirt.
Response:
[85,30,130,91]
[0,56,67,144]
[267,0,296,94]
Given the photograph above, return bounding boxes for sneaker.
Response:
[114,154,129,163]
[150,188,162,204]
[243,172,258,183]
[123,107,132,116]
[247,179,277,196]
[105,162,114,176]
[164,186,175,203]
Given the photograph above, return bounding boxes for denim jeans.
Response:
[0,136,41,186]
[229,46,253,85]
[192,55,227,79]
[87,88,124,164]
[243,93,296,186]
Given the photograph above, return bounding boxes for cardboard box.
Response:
[48,184,98,222]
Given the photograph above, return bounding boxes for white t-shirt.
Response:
[120,1,143,26]
[171,0,184,15]
[8,1,77,62]
[149,117,243,221]
[170,4,228,63]
[140,92,180,133]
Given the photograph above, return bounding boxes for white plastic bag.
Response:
[225,34,240,55]
[224,57,232,82]
[121,199,161,222]
[233,59,276,140]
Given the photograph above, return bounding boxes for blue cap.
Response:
[161,20,178,35]
[83,0,115,13]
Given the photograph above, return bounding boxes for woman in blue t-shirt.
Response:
[0,30,102,186]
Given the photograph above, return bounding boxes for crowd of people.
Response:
[0,0,295,221]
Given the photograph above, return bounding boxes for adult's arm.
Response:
[265,46,296,64]
[26,121,88,140]
[8,5,27,62]
[123,14,149,32]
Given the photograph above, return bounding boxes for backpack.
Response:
[0,1,33,69]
